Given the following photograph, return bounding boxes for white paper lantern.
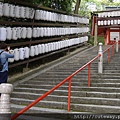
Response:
[25,7,30,19]
[29,8,35,19]
[0,2,3,17]
[111,20,114,25]
[111,11,114,17]
[3,3,10,17]
[30,46,35,56]
[47,43,50,52]
[49,12,52,21]
[104,20,107,25]
[117,11,120,16]
[14,48,19,61]
[38,44,41,54]
[44,44,48,53]
[17,27,22,39]
[6,27,12,40]
[35,10,40,20]
[24,47,29,58]
[107,12,110,17]
[36,27,40,37]
[39,28,43,37]
[45,11,49,21]
[21,27,27,39]
[118,19,120,24]
[20,6,25,18]
[41,10,45,20]
[108,20,110,25]
[0,27,7,41]
[100,21,103,25]
[41,44,45,54]
[114,11,118,16]
[12,27,18,40]
[19,47,25,60]
[34,45,39,55]
[9,4,15,17]
[114,20,117,24]
[26,27,32,38]
[14,6,20,18]
[32,28,37,38]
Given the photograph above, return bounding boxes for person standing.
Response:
[0,42,14,84]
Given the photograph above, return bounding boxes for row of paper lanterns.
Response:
[8,36,88,63]
[0,2,34,19]
[35,10,89,24]
[98,11,120,18]
[0,27,89,41]
[0,2,89,24]
[98,19,120,26]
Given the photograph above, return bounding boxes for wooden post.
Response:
[94,23,98,46]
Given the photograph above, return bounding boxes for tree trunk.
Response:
[74,0,81,14]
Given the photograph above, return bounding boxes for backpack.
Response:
[0,51,5,71]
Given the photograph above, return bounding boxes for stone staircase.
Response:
[11,45,120,117]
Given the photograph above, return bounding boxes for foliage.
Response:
[22,0,75,13]
[79,0,120,17]
[88,36,105,46]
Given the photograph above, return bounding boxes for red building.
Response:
[91,9,120,45]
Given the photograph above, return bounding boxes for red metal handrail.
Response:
[11,43,116,120]
[103,44,115,63]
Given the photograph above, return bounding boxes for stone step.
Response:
[52,63,98,67]
[11,103,67,113]
[12,88,120,98]
[37,73,120,77]
[91,79,120,83]
[11,92,120,106]
[39,70,120,75]
[11,98,120,113]
[12,114,64,120]
[12,88,87,97]
[59,62,110,66]
[71,103,120,113]
[17,82,88,88]
[103,70,120,73]
[47,70,97,74]
[26,78,120,83]
[26,79,120,85]
[12,98,68,110]
[17,82,120,88]
[54,67,120,70]
[30,75,120,81]
[33,75,120,81]
[22,77,120,88]
[11,104,90,120]
[11,45,120,114]
[91,83,120,87]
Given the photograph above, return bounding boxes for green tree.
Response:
[22,0,75,13]
[79,0,120,17]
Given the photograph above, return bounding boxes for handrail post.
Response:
[108,49,110,63]
[116,37,119,52]
[68,78,72,112]
[88,63,91,87]
[0,83,13,120]
[98,43,103,73]
[112,45,114,57]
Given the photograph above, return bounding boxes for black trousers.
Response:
[0,71,8,96]
[0,71,8,84]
